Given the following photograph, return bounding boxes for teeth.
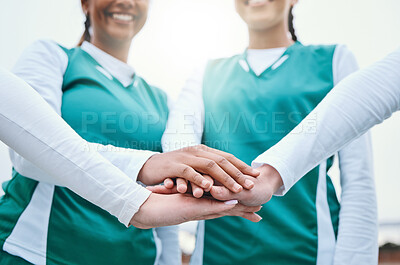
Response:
[248,0,267,5]
[112,13,134,22]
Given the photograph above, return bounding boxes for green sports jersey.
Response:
[0,45,169,264]
[201,42,340,265]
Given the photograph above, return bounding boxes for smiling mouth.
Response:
[246,0,268,7]
[107,12,136,23]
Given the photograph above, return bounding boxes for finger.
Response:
[187,157,243,193]
[146,185,178,194]
[176,178,188,193]
[209,185,237,201]
[191,182,204,198]
[174,165,212,190]
[184,196,238,218]
[238,212,262,222]
[163,178,174,189]
[198,146,260,177]
[195,150,255,190]
[194,207,262,222]
[203,175,214,192]
[231,204,262,213]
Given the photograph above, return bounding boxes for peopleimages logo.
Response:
[79,110,318,137]
[80,111,165,134]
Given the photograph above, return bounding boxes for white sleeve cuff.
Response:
[251,155,294,196]
[118,185,152,227]
[86,143,159,182]
[125,150,159,182]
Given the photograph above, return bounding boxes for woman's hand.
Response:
[148,164,283,206]
[130,193,262,229]
[209,164,283,206]
[137,145,259,194]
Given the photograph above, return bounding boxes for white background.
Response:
[1,0,400,243]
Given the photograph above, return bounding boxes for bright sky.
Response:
[1,0,400,242]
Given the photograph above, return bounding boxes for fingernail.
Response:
[233,183,242,192]
[224,200,238,205]
[245,179,254,188]
[201,180,211,188]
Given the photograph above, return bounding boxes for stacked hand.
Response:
[147,163,283,207]
[130,193,262,229]
[131,145,283,229]
[138,145,259,194]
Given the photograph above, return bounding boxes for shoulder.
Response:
[204,54,242,78]
[333,44,358,65]
[295,43,337,59]
[13,39,69,74]
[22,39,68,58]
[207,54,241,68]
[332,44,359,84]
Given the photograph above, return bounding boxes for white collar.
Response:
[81,41,135,87]
[245,47,287,76]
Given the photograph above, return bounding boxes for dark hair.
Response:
[78,14,91,46]
[288,6,297,42]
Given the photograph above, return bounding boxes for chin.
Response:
[108,30,136,43]
[247,19,275,31]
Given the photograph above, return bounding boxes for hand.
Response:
[137,145,259,193]
[209,164,283,206]
[129,193,262,229]
[162,174,214,198]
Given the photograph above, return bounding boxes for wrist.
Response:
[137,153,162,184]
[259,164,283,194]
[129,193,154,229]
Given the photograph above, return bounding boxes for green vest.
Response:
[202,43,340,265]
[0,46,169,265]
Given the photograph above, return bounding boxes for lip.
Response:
[246,0,269,7]
[105,12,137,24]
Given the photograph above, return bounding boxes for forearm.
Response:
[254,48,400,194]
[0,69,150,226]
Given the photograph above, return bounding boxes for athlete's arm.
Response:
[253,47,400,195]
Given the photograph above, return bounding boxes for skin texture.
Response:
[138,145,259,193]
[148,164,283,206]
[131,194,262,229]
[80,0,262,227]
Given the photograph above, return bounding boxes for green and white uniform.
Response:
[162,42,377,264]
[0,40,178,265]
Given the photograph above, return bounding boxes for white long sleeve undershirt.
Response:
[255,47,400,195]
[0,68,150,227]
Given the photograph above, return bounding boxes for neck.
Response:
[248,22,293,49]
[91,37,131,63]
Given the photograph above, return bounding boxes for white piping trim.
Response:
[316,161,336,265]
